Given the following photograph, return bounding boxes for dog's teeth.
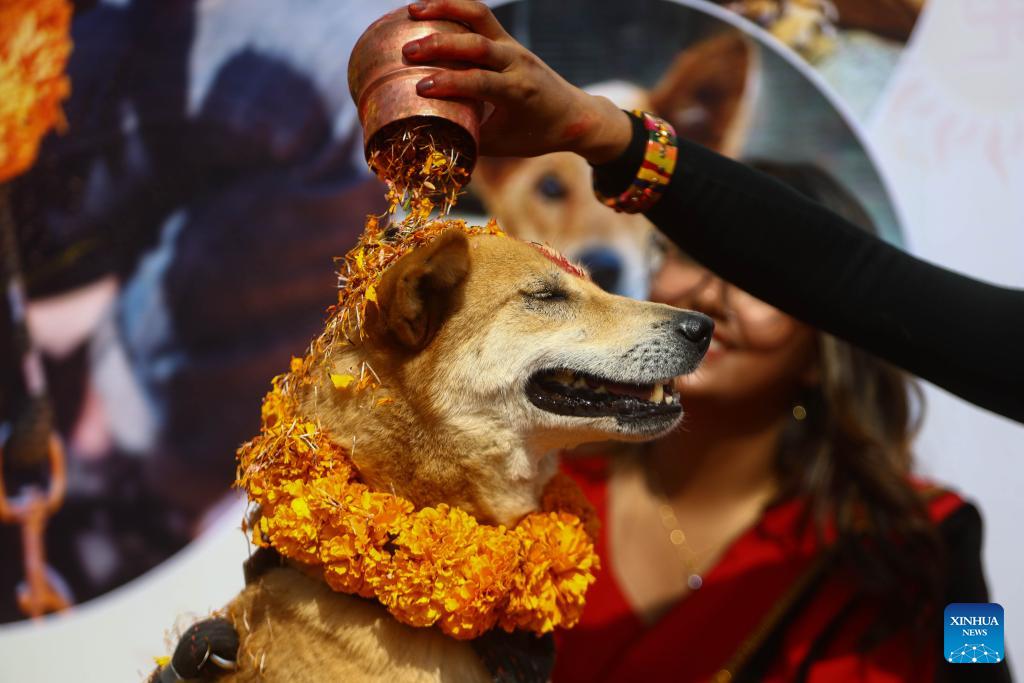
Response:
[595,386,607,394]
[554,370,573,385]
[665,393,674,405]
[573,378,588,389]
[651,384,664,403]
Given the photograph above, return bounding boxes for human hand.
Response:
[403,0,632,164]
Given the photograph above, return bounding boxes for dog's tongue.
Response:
[590,378,653,400]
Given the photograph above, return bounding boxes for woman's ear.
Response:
[375,229,470,350]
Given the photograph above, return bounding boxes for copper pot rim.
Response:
[365,115,479,175]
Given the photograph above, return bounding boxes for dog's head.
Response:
[307,228,711,524]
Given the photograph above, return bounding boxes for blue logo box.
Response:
[945,603,1004,664]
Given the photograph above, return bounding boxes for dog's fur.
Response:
[157,231,708,682]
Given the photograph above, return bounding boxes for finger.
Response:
[416,68,506,103]
[407,0,510,41]
[403,32,513,71]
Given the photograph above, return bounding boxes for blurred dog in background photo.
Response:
[473,0,926,298]
[470,30,757,300]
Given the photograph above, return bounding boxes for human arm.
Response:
[595,119,1024,422]
[596,121,1024,424]
[405,0,1024,424]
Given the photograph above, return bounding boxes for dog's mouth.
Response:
[526,369,682,424]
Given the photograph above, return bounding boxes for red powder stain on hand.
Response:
[562,120,591,142]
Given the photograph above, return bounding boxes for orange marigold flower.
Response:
[0,0,72,183]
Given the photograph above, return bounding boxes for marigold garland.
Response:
[0,0,72,183]
[236,373,600,640]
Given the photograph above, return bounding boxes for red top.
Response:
[553,458,965,683]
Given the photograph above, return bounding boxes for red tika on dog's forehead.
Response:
[528,242,589,280]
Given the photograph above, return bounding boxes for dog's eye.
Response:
[536,174,567,200]
[525,287,569,303]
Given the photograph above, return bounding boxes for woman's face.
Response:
[650,244,818,406]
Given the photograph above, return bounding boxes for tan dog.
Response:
[152,230,711,682]
[471,31,756,300]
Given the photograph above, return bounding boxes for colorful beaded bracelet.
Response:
[595,110,678,214]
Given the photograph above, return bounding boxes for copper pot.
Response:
[348,8,482,171]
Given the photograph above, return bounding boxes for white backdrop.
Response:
[0,0,1020,679]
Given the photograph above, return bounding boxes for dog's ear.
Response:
[375,229,470,351]
[647,30,754,157]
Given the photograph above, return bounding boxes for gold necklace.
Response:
[651,476,780,595]
[652,486,706,591]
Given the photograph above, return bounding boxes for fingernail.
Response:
[403,41,420,56]
[417,78,435,93]
[409,2,426,12]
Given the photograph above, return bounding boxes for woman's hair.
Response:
[752,161,944,640]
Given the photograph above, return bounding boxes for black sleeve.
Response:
[594,121,1024,425]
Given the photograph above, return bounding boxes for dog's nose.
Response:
[576,247,623,294]
[678,312,714,351]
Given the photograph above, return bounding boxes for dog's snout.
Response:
[576,247,623,294]
[677,312,713,351]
